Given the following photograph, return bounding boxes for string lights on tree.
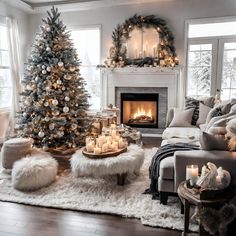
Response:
[16,7,92,151]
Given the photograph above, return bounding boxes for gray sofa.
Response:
[158,107,236,204]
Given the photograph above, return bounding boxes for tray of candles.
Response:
[83,133,128,159]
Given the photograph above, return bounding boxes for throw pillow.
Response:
[169,108,194,127]
[200,132,229,151]
[196,103,212,126]
[185,96,215,125]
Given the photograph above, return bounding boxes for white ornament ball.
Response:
[58,61,64,67]
[47,67,51,72]
[63,106,69,113]
[65,96,70,101]
[23,112,27,117]
[45,116,50,122]
[52,99,58,106]
[46,86,50,91]
[42,70,47,74]
[44,101,49,107]
[49,123,55,130]
[45,26,51,32]
[35,76,40,82]
[38,131,45,138]
[62,87,66,91]
[56,79,62,85]
[42,65,46,69]
[46,47,51,52]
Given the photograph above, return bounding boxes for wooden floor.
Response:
[0,137,185,236]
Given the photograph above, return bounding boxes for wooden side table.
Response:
[177,181,235,236]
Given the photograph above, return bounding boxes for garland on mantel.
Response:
[101,14,179,68]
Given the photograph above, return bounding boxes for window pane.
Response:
[71,27,101,110]
[80,66,100,110]
[187,44,212,96]
[189,21,236,38]
[0,50,10,67]
[0,25,8,50]
[71,28,100,66]
[221,42,236,100]
[0,68,12,87]
[0,87,12,107]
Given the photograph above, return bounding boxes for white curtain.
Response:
[6,17,22,136]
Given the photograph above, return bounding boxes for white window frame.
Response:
[184,16,236,98]
[69,24,102,112]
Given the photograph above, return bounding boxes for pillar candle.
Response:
[186,165,199,185]
[94,147,102,155]
[86,142,94,153]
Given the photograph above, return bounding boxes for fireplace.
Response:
[121,93,159,128]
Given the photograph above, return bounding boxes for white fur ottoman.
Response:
[71,144,144,185]
[12,151,58,191]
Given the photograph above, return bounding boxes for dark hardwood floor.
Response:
[0,137,187,236]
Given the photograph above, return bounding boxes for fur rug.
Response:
[0,148,197,232]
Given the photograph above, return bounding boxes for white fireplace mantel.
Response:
[100,66,182,109]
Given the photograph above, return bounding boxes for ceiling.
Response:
[4,0,173,13]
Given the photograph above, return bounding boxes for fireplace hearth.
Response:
[121,93,159,128]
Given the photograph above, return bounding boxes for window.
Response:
[0,18,12,108]
[71,27,101,110]
[186,18,236,99]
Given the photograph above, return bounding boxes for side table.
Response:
[177,181,235,236]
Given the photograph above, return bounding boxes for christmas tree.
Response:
[17,7,91,150]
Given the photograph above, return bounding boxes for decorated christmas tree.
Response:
[17,7,91,150]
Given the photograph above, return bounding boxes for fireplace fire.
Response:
[121,93,158,128]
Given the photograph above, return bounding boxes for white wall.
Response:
[26,0,236,65]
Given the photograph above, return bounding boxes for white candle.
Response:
[94,147,102,155]
[118,138,124,149]
[111,141,118,151]
[86,142,94,153]
[106,136,112,143]
[216,175,222,186]
[102,143,109,153]
[186,165,199,185]
[110,124,116,129]
[111,130,116,139]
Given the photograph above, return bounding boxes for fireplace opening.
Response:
[121,93,159,128]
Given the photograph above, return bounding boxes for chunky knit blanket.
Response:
[144,143,199,198]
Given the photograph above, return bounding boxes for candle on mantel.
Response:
[111,130,117,139]
[186,165,199,185]
[86,142,94,153]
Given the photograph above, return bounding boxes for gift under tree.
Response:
[17,7,91,150]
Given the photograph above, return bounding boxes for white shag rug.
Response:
[0,148,197,232]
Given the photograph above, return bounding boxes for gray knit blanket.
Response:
[144,143,199,199]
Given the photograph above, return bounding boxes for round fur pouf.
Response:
[1,138,33,169]
[12,151,58,191]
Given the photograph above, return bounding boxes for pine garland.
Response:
[105,14,179,68]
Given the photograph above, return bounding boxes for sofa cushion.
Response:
[196,103,211,126]
[185,96,215,125]
[162,127,201,140]
[169,108,194,127]
[200,132,229,151]
[159,156,174,180]
[161,138,200,146]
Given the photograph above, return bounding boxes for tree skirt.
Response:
[0,148,197,232]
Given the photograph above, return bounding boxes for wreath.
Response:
[104,14,179,68]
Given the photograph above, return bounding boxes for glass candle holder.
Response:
[186,165,199,186]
